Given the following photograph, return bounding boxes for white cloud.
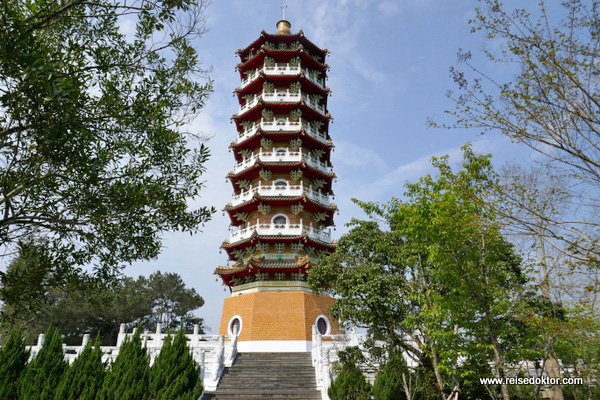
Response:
[333,140,387,169]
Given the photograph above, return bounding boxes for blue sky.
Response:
[126,0,542,333]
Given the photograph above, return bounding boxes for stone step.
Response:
[204,352,320,400]
[202,392,321,400]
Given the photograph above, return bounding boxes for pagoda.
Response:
[214,19,339,352]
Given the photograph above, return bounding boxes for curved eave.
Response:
[234,114,331,135]
[215,260,311,287]
[237,31,327,60]
[237,49,328,73]
[228,164,335,193]
[230,130,334,155]
[224,196,337,226]
[235,74,330,96]
[233,101,330,123]
[228,160,335,181]
[221,234,336,259]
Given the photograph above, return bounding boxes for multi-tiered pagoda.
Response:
[214,20,339,352]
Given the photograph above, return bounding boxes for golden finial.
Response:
[276,5,291,35]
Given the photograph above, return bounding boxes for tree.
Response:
[0,0,215,303]
[373,354,410,400]
[0,330,30,400]
[141,271,205,333]
[54,338,106,400]
[149,329,202,400]
[309,146,537,400]
[328,348,372,400]
[98,329,150,400]
[439,0,600,265]
[18,328,66,400]
[2,270,205,345]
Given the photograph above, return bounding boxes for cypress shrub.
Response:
[54,338,106,400]
[97,330,150,400]
[328,368,372,400]
[19,328,66,400]
[149,330,202,400]
[0,331,30,400]
[373,354,408,400]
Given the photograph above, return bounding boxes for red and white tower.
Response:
[215,19,339,352]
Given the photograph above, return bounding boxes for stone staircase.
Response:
[203,352,322,399]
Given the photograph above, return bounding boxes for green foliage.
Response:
[373,354,409,400]
[440,0,600,265]
[328,368,372,400]
[0,0,215,310]
[54,338,106,400]
[19,328,66,400]
[0,330,30,400]
[3,271,205,345]
[309,145,536,399]
[149,330,202,400]
[98,330,149,400]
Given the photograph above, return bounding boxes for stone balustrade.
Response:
[230,181,330,207]
[234,118,329,145]
[25,323,238,392]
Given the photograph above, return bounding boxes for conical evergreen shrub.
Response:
[149,330,202,400]
[328,368,372,400]
[97,329,150,400]
[0,331,30,400]
[54,337,106,400]
[373,354,409,400]
[19,328,66,400]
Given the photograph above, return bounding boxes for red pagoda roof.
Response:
[237,31,327,61]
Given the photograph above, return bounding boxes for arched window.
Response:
[276,118,286,126]
[274,179,287,190]
[272,214,288,227]
[274,147,287,157]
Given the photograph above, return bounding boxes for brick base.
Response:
[218,291,338,341]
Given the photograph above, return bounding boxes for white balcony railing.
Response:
[263,89,302,104]
[231,148,332,175]
[264,64,302,76]
[238,90,303,115]
[234,118,329,145]
[229,221,332,243]
[230,181,331,207]
[240,64,325,89]
[305,70,326,89]
[304,98,326,115]
[260,117,302,132]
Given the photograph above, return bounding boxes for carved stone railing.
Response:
[26,323,238,392]
[233,118,329,146]
[311,326,367,400]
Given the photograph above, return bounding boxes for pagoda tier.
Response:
[215,21,336,290]
[236,30,328,64]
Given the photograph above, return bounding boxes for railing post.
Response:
[322,347,331,399]
[192,324,200,348]
[154,322,162,349]
[79,334,90,355]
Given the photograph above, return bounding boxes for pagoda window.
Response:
[274,179,287,190]
[316,316,330,335]
[276,118,286,126]
[275,147,286,157]
[272,214,288,227]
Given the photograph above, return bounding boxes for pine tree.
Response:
[0,331,30,400]
[97,329,150,400]
[19,328,66,400]
[149,330,202,400]
[54,338,106,400]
